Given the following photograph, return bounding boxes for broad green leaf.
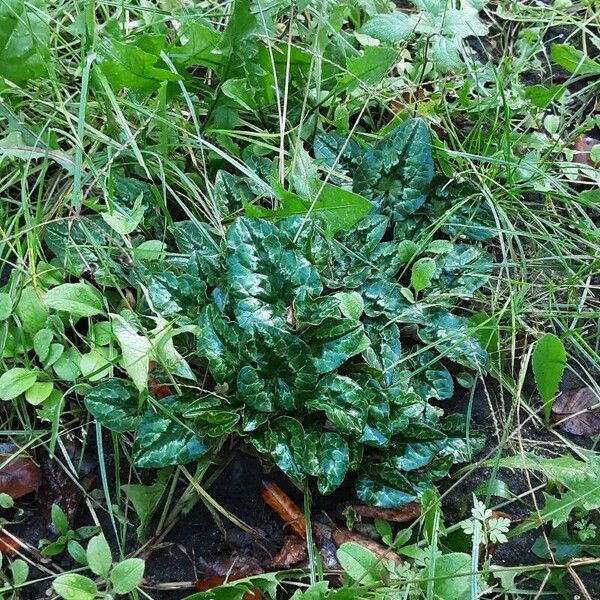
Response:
[523,84,565,108]
[411,257,436,293]
[309,375,368,435]
[360,13,417,43]
[304,318,370,374]
[354,119,433,220]
[0,0,49,83]
[10,558,28,586]
[110,314,152,392]
[101,193,145,235]
[0,367,37,401]
[334,292,364,320]
[170,20,220,68]
[110,558,145,594]
[86,534,112,577]
[84,379,140,432]
[318,432,349,495]
[133,398,209,468]
[51,504,69,535]
[15,286,47,333]
[80,348,111,382]
[238,325,317,412]
[44,283,103,317]
[33,328,53,362]
[0,293,12,320]
[122,472,168,541]
[246,183,372,239]
[551,44,600,76]
[356,460,418,507]
[226,217,321,326]
[97,37,180,96]
[52,347,81,381]
[420,552,472,598]
[52,574,97,600]
[336,542,381,585]
[532,333,566,422]
[24,381,54,406]
[344,46,398,87]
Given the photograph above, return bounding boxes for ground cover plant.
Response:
[0,0,599,598]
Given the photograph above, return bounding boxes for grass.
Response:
[1,0,600,598]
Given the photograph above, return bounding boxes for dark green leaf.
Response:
[133,398,209,468]
[354,119,433,220]
[304,318,370,374]
[318,432,349,495]
[84,379,140,432]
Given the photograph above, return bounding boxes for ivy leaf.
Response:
[356,461,418,508]
[239,325,317,411]
[318,432,349,495]
[133,398,209,468]
[418,309,488,371]
[172,220,223,285]
[304,318,370,374]
[353,119,433,220]
[196,304,242,384]
[309,375,368,435]
[432,245,493,296]
[84,379,140,432]
[0,0,49,83]
[226,217,322,326]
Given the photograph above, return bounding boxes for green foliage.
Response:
[532,333,566,421]
[0,0,49,83]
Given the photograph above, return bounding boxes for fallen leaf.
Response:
[195,555,263,599]
[260,481,306,539]
[271,535,307,569]
[572,135,600,168]
[38,444,95,529]
[0,443,41,499]
[0,532,19,556]
[332,527,402,566]
[552,388,600,436]
[345,502,421,523]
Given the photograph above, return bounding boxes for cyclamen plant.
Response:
[65,120,492,506]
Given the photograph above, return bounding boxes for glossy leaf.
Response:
[354,120,433,220]
[133,398,209,468]
[84,379,140,432]
[44,283,103,317]
[318,433,349,495]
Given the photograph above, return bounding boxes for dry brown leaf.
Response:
[271,535,307,569]
[260,481,306,539]
[572,135,600,168]
[0,532,19,557]
[552,387,600,436]
[195,555,263,598]
[0,443,41,499]
[345,502,421,523]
